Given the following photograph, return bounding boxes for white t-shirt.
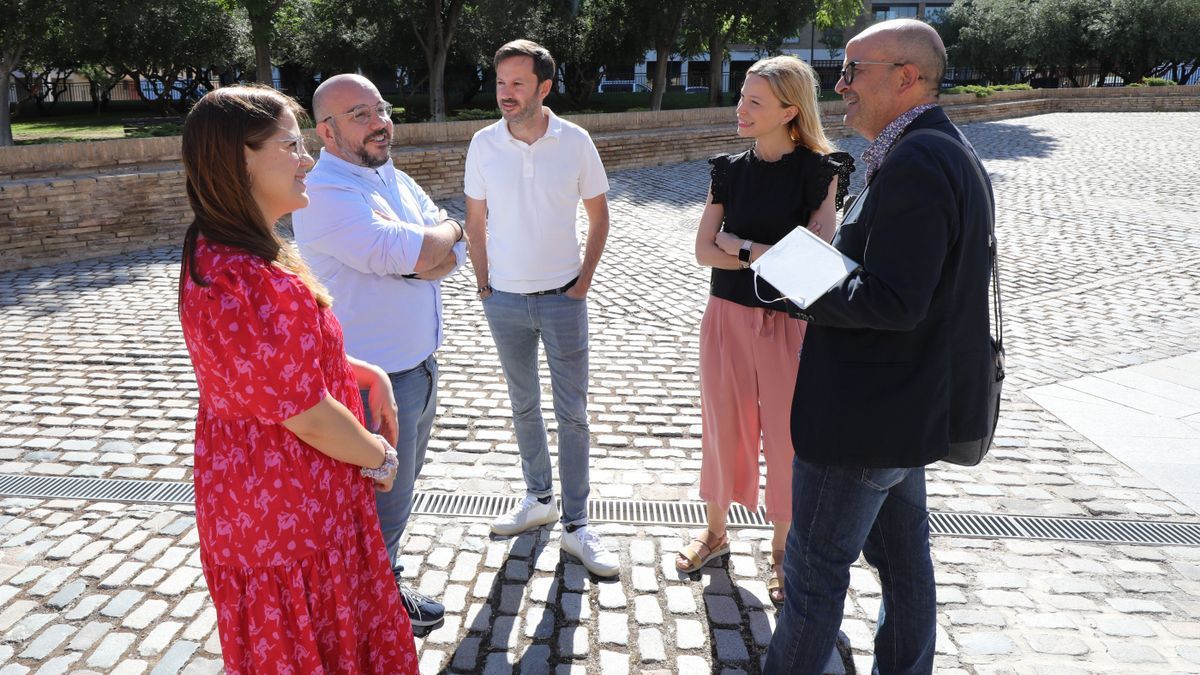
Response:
[464,109,610,293]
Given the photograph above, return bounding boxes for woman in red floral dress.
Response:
[176,85,418,674]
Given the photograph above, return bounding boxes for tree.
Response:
[103,0,249,113]
[448,0,536,105]
[680,0,850,108]
[1155,0,1200,85]
[1027,0,1101,86]
[408,0,468,121]
[236,0,288,85]
[286,0,391,85]
[631,0,688,110]
[1,0,76,145]
[1088,0,1157,84]
[812,0,863,60]
[534,0,645,108]
[938,0,1032,84]
[678,0,751,107]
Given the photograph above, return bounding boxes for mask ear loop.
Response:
[752,268,803,307]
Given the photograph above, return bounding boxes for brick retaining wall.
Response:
[1,86,1197,272]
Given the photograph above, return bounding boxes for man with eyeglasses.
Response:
[292,73,461,635]
[764,19,995,674]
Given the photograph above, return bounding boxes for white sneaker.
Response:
[561,524,620,577]
[491,494,558,536]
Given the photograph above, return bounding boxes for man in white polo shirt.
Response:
[292,73,463,632]
[464,39,616,577]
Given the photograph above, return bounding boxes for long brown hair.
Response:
[179,85,331,307]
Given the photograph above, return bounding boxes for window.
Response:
[873,4,919,21]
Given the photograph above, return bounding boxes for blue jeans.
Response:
[360,354,438,575]
[482,290,591,526]
[764,459,936,675]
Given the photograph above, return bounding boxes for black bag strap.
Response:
[891,128,1003,356]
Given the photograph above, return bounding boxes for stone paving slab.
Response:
[1029,350,1200,513]
[1,112,1199,673]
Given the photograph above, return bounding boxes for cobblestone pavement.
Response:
[1,112,1199,673]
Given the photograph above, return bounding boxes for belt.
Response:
[522,276,578,296]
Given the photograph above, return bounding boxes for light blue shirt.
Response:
[292,151,465,373]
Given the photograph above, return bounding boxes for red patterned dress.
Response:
[179,238,417,675]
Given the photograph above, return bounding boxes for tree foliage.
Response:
[232,0,287,84]
[939,0,1031,83]
[102,0,249,113]
[681,0,822,107]
[941,0,1200,85]
[533,0,645,107]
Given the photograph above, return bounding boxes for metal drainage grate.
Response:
[930,512,1200,547]
[0,473,194,505]
[1,474,1199,547]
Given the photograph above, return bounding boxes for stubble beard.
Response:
[333,126,391,169]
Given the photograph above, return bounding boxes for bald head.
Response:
[311,73,393,168]
[312,74,380,124]
[850,19,946,95]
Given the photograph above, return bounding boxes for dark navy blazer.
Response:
[792,107,995,468]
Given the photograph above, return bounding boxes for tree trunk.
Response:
[649,46,669,111]
[254,38,273,86]
[707,31,725,107]
[429,50,447,121]
[0,48,24,147]
[412,0,466,123]
[0,71,14,147]
[1179,63,1199,85]
[648,4,686,111]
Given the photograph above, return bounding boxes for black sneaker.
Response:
[399,583,445,636]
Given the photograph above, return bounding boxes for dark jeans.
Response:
[360,354,437,575]
[764,459,936,675]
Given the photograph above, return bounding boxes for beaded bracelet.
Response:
[360,434,399,480]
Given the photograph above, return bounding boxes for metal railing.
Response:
[596,71,747,94]
[6,77,286,107]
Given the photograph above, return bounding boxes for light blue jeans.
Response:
[482,289,591,527]
[764,460,936,674]
[360,354,437,575]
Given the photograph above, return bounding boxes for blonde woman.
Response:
[677,56,854,605]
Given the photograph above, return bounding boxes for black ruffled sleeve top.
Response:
[708,147,855,311]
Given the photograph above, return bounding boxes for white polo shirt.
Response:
[464,109,609,293]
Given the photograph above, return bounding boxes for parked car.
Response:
[597,80,651,93]
[684,86,709,95]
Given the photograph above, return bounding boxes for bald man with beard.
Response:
[292,74,464,635]
[764,20,995,674]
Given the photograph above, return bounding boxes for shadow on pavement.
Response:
[0,245,178,316]
[691,557,854,674]
[963,120,1060,161]
[442,529,571,674]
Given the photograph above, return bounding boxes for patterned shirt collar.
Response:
[862,103,940,182]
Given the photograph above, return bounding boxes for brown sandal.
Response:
[675,529,730,573]
[768,550,786,606]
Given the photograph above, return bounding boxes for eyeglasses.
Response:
[839,60,908,85]
[320,101,394,126]
[266,135,311,158]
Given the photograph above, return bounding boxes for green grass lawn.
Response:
[12,114,128,144]
[11,111,184,145]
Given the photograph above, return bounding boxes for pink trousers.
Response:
[698,296,805,523]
